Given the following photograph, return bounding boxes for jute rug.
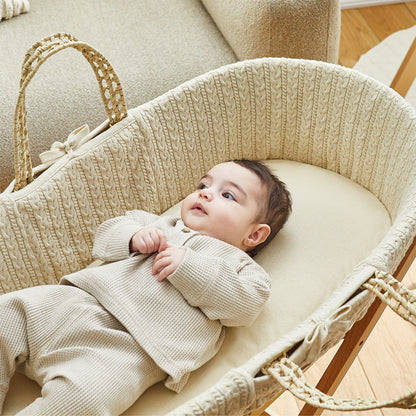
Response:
[353,25,416,109]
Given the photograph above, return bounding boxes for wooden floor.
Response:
[339,2,416,68]
[265,3,416,416]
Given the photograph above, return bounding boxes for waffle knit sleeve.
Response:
[168,247,271,327]
[92,210,160,262]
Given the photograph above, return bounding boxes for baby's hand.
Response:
[130,227,167,254]
[152,245,185,282]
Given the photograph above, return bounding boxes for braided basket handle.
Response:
[264,357,416,411]
[362,269,416,325]
[263,270,416,411]
[13,32,128,191]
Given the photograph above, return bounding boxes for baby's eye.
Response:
[222,192,235,201]
[197,183,208,190]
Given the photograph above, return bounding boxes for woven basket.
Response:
[1,33,415,414]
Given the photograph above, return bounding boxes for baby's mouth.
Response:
[192,202,207,215]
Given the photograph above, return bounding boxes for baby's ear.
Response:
[245,224,271,249]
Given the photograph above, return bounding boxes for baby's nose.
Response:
[199,188,212,200]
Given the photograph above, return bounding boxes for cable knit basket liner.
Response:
[2,34,416,414]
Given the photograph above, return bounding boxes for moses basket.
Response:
[1,33,415,415]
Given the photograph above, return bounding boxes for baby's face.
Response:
[181,162,266,251]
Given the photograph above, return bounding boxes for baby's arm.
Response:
[92,210,160,262]
[167,249,271,327]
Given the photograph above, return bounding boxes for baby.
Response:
[0,159,291,415]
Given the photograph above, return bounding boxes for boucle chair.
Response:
[1,33,415,415]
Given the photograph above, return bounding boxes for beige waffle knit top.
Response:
[60,210,271,392]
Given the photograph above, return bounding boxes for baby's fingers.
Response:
[156,229,167,252]
[142,231,158,253]
[157,264,175,282]
[152,252,171,276]
[134,228,167,253]
[131,233,148,253]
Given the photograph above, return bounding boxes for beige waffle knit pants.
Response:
[0,285,166,415]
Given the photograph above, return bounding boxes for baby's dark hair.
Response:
[233,159,292,256]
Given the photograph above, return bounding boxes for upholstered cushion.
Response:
[0,0,236,192]
[3,160,391,415]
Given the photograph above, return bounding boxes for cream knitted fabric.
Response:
[0,0,29,21]
[4,58,415,293]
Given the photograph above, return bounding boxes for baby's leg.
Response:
[0,291,31,411]
[19,293,166,415]
[0,285,93,413]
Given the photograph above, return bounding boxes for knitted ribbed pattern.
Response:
[62,212,270,393]
[1,58,416,413]
[0,285,167,414]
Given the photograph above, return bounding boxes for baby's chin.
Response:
[181,219,246,250]
[182,220,205,235]
[181,218,212,238]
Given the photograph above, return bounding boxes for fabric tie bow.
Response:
[39,124,90,168]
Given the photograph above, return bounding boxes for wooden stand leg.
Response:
[299,237,416,416]
[390,36,416,97]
